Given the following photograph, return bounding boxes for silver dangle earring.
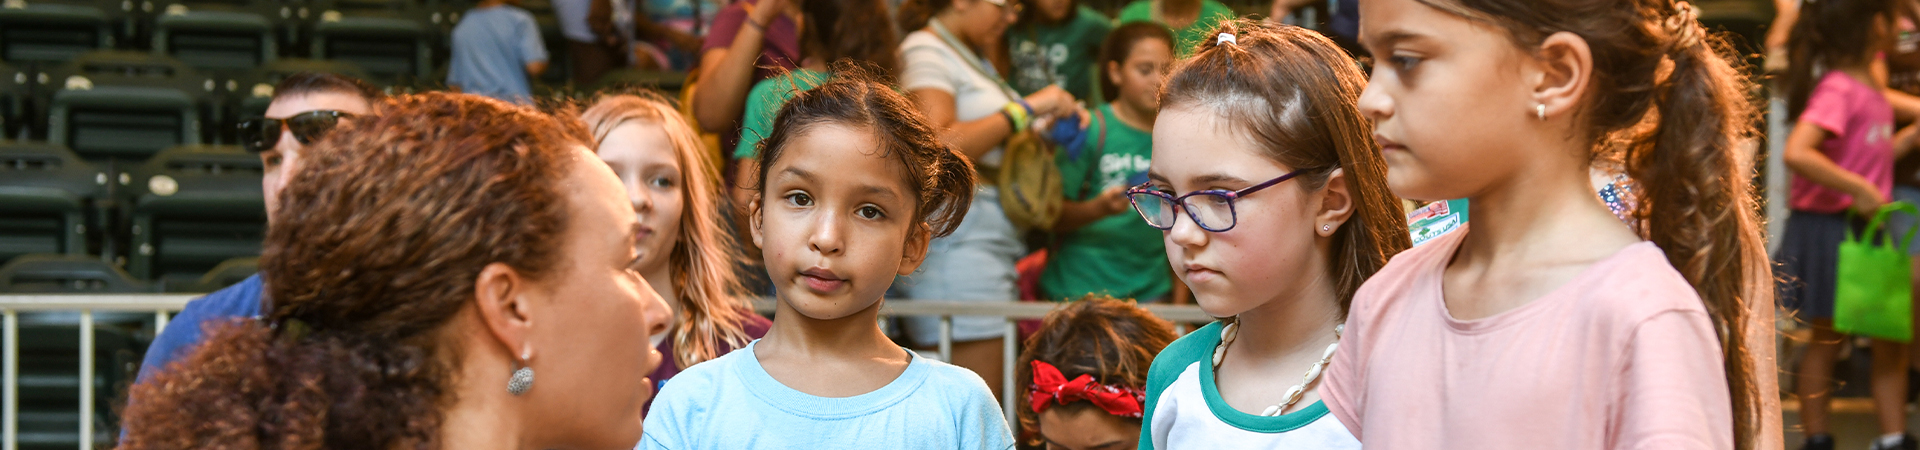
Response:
[1535,103,1547,120]
[508,350,534,395]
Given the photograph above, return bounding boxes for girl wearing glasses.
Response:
[1130,21,1409,449]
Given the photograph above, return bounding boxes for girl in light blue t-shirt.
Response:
[639,72,1013,450]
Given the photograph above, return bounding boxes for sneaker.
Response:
[1801,434,1834,450]
[1868,434,1919,450]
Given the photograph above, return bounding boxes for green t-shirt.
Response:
[1039,105,1169,301]
[733,69,833,160]
[1007,6,1112,103]
[1115,0,1236,57]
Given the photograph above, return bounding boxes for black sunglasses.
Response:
[239,110,352,152]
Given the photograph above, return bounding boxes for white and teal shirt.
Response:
[1140,321,1360,449]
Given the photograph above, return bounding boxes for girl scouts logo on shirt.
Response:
[1013,41,1070,90]
[1409,199,1467,246]
[1099,153,1152,189]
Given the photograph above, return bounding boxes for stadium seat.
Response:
[309,13,434,85]
[151,7,278,73]
[0,142,107,264]
[0,2,114,65]
[120,144,263,280]
[41,51,210,161]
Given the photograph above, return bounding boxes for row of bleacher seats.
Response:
[2,141,265,283]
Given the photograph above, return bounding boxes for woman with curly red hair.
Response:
[118,92,673,449]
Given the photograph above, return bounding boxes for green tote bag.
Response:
[1835,201,1920,342]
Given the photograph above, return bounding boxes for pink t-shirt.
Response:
[1322,227,1733,449]
[1790,71,1896,214]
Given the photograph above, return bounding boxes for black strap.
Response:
[1076,110,1110,201]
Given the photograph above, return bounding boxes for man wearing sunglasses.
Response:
[129,72,379,389]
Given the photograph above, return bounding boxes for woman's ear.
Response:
[1529,31,1593,120]
[897,222,933,276]
[1107,60,1123,86]
[474,262,537,362]
[1316,168,1355,237]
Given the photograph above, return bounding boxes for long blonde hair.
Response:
[581,93,754,368]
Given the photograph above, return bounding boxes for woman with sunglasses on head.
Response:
[894,0,1080,401]
[127,72,379,393]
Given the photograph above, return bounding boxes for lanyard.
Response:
[928,20,1024,101]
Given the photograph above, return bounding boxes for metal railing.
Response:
[0,294,1211,449]
[0,294,196,450]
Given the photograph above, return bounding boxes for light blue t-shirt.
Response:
[448,4,548,104]
[640,340,1015,450]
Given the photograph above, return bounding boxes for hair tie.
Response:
[1217,32,1236,46]
[1028,360,1146,418]
[1664,1,1703,50]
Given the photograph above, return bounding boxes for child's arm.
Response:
[1052,186,1129,233]
[1897,123,1920,160]
[1782,119,1887,212]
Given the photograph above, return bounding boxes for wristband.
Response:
[745,17,768,31]
[1002,102,1031,131]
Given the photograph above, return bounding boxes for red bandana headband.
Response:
[1028,360,1146,418]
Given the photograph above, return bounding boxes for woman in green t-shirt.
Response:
[1042,23,1185,303]
[1006,0,1112,102]
[1114,0,1234,56]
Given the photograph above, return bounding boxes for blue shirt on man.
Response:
[132,274,264,385]
[448,4,549,104]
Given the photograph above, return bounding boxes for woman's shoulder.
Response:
[900,30,947,51]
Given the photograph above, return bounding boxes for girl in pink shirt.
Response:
[1777,1,1913,449]
[1326,0,1777,449]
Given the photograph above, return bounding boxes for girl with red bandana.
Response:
[1015,295,1177,450]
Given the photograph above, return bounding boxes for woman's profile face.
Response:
[526,147,672,447]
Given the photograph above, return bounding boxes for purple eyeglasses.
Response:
[1124,169,1309,232]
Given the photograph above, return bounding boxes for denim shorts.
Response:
[895,187,1023,347]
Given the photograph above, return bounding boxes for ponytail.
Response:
[1629,14,1768,449]
[120,321,449,449]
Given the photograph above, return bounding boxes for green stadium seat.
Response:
[0,2,114,65]
[0,61,28,138]
[41,52,212,161]
[0,142,107,264]
[120,144,263,280]
[152,7,278,73]
[309,13,434,85]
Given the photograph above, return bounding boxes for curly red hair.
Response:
[119,92,590,449]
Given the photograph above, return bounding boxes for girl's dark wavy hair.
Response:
[1410,0,1773,447]
[751,64,976,239]
[118,92,590,449]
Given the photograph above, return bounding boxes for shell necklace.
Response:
[1210,320,1343,417]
